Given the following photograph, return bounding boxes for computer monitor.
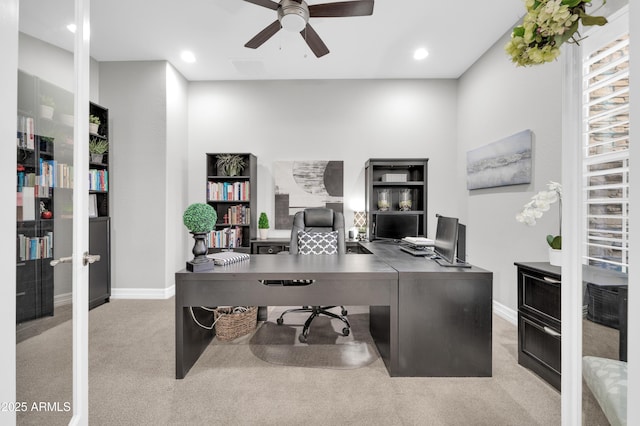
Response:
[433,215,459,265]
[374,214,419,241]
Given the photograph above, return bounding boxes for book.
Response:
[207,251,250,266]
[402,236,434,246]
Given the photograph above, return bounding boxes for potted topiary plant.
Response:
[183,203,218,272]
[89,137,109,163]
[216,154,245,177]
[89,114,101,134]
[258,212,269,240]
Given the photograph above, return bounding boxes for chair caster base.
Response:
[342,327,350,337]
[276,317,284,325]
[298,333,308,343]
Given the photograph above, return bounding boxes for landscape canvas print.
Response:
[466,129,532,190]
[274,160,344,230]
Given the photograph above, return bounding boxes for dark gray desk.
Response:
[175,242,493,379]
[175,254,398,379]
[361,241,494,377]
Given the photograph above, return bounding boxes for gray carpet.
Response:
[249,308,377,370]
[16,299,569,425]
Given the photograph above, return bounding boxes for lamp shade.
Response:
[354,211,367,228]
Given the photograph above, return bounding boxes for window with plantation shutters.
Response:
[582,28,629,272]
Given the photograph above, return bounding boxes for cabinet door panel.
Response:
[520,271,561,323]
[519,314,561,374]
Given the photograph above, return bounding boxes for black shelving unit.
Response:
[365,158,429,240]
[89,102,111,308]
[16,70,111,322]
[205,153,257,253]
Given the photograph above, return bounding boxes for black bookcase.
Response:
[365,158,429,240]
[16,70,111,322]
[205,153,257,253]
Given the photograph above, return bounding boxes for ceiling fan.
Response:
[243,0,374,58]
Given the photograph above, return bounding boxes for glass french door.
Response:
[16,0,91,424]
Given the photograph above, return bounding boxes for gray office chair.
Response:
[276,207,351,343]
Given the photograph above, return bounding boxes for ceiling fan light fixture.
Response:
[281,13,307,32]
[278,0,309,32]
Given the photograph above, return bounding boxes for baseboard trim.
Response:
[111,285,175,300]
[493,300,517,326]
[54,292,72,307]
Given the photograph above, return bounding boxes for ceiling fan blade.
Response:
[245,20,282,49]
[300,24,329,58]
[243,0,280,10]
[309,0,374,17]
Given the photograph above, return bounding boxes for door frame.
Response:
[0,0,20,422]
[69,0,91,424]
[0,0,91,424]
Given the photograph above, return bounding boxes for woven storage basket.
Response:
[213,306,258,341]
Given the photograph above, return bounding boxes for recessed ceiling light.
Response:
[181,51,196,63]
[413,48,429,61]
[67,23,76,33]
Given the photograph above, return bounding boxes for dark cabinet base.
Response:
[89,217,111,310]
[518,313,561,390]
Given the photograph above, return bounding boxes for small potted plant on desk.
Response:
[258,212,269,240]
[89,137,109,164]
[183,203,218,272]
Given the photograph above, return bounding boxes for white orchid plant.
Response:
[505,0,607,67]
[516,181,562,249]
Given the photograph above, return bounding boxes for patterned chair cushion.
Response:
[297,231,338,255]
[583,356,627,426]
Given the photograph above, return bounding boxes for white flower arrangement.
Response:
[505,0,607,67]
[516,181,562,249]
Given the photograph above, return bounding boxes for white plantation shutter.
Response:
[582,26,629,272]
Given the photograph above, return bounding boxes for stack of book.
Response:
[207,251,250,266]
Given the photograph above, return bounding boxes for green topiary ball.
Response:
[183,203,217,233]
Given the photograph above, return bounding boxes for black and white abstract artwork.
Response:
[274,160,344,230]
[466,129,532,190]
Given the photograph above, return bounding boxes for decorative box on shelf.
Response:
[381,173,407,182]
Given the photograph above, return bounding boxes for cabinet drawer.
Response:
[518,313,561,390]
[16,282,37,323]
[519,269,561,324]
[16,261,37,283]
[256,244,288,255]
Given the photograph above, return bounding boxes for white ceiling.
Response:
[19,0,525,81]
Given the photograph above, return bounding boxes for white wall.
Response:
[1,1,19,424]
[165,63,189,291]
[457,29,563,317]
[99,61,169,294]
[19,32,100,99]
[187,79,458,241]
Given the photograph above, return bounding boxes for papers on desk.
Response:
[402,237,434,247]
[207,251,250,266]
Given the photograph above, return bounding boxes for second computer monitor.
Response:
[433,215,459,265]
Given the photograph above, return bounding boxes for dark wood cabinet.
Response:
[515,262,562,391]
[206,153,257,253]
[89,217,111,309]
[251,239,363,255]
[515,262,629,391]
[365,158,429,241]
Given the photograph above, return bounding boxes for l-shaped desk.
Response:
[175,240,493,379]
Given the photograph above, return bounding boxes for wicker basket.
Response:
[213,306,258,341]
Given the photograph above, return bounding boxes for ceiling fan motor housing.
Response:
[278,0,309,31]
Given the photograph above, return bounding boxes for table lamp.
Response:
[354,211,367,241]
